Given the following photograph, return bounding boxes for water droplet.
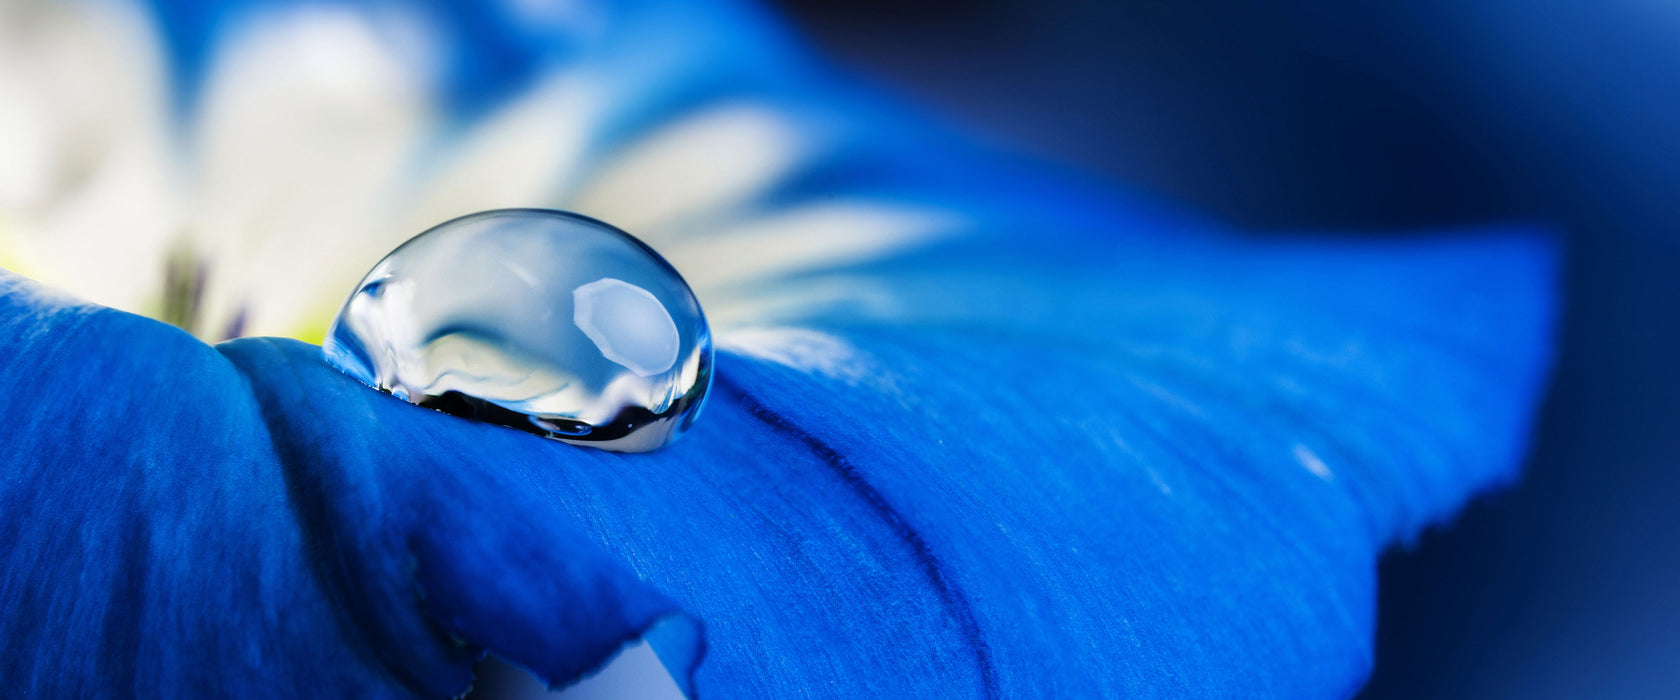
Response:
[323,209,713,452]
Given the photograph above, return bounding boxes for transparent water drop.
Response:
[323,209,713,452]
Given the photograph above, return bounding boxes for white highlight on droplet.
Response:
[572,278,679,377]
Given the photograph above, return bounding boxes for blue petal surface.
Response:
[3,0,1558,697]
[0,221,1555,697]
[0,273,701,697]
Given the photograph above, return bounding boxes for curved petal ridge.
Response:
[698,337,1378,696]
[216,337,705,695]
[0,270,701,697]
[715,375,999,698]
[0,272,393,696]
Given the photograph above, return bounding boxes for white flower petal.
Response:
[0,0,179,314]
[398,71,596,239]
[569,103,808,237]
[189,5,436,337]
[664,201,961,296]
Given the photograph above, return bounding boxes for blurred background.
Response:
[771,0,1679,696]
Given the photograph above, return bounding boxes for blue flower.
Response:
[0,0,1556,696]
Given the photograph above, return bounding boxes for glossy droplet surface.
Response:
[323,209,713,452]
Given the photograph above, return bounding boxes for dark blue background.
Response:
[774,1,1680,695]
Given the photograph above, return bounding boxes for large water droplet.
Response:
[323,209,713,452]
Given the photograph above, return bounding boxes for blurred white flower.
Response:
[0,0,957,341]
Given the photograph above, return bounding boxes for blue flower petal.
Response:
[0,221,1554,697]
[474,229,1556,696]
[3,0,1558,696]
[0,272,700,697]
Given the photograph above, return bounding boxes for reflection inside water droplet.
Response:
[323,208,713,452]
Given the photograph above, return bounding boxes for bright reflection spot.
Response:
[473,641,685,700]
[573,277,680,377]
